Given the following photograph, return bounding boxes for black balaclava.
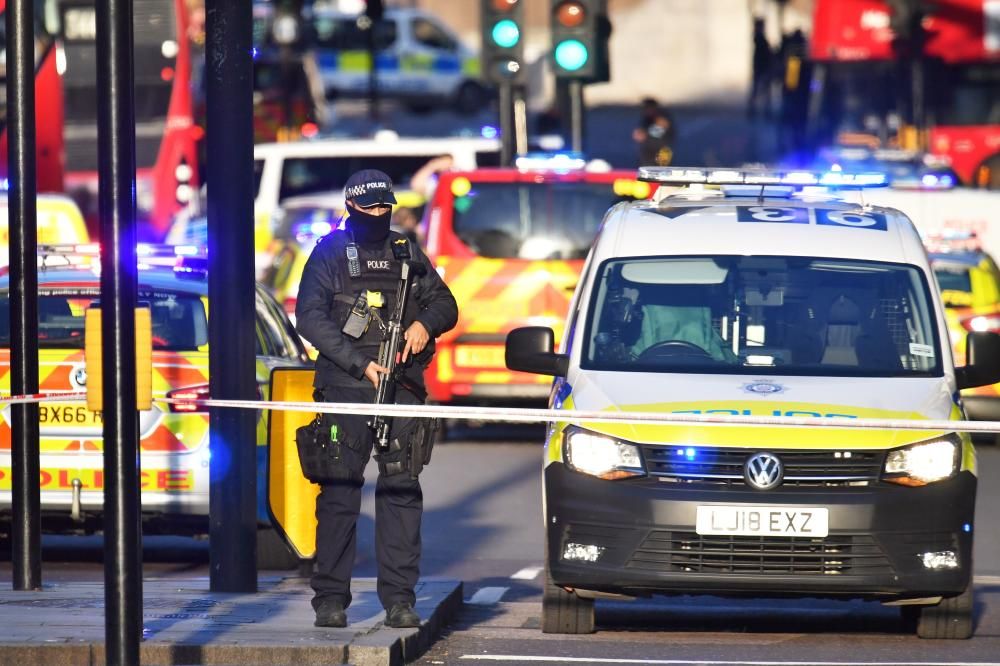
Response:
[347,205,392,244]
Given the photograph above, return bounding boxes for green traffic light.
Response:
[492,19,520,48]
[554,39,589,71]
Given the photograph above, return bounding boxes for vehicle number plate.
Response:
[695,505,829,537]
[39,403,103,428]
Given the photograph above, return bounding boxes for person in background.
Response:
[632,97,675,167]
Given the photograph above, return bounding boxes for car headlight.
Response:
[883,435,961,486]
[563,427,645,480]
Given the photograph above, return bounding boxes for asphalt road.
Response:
[3,426,999,665]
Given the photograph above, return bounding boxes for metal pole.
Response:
[206,0,258,592]
[568,80,585,153]
[96,0,142,658]
[6,0,40,593]
[499,81,515,166]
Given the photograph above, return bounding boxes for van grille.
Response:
[643,446,884,487]
[627,531,894,576]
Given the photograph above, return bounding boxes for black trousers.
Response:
[310,384,423,611]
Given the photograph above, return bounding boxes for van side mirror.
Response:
[505,326,569,377]
[956,331,1000,390]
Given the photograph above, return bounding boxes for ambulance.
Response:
[505,167,999,638]
[424,154,656,405]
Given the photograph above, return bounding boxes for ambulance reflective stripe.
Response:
[436,256,579,384]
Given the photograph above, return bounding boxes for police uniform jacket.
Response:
[296,228,458,390]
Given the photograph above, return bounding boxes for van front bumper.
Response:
[545,463,976,601]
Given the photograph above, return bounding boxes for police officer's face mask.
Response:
[347,205,392,244]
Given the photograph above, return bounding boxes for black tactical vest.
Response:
[325,230,421,359]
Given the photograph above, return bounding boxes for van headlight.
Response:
[563,427,645,480]
[883,435,961,486]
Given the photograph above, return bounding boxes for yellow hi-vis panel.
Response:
[267,367,320,559]
[84,307,153,412]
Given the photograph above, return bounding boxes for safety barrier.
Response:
[4,389,1000,434]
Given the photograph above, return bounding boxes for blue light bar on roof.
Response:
[638,166,888,189]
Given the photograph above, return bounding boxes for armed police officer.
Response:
[296,170,458,629]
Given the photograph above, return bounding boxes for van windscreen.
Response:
[583,256,942,377]
[450,181,640,260]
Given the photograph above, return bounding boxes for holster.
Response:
[374,418,438,479]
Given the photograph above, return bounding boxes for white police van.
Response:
[308,7,485,113]
[505,167,1000,638]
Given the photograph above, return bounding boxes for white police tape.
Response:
[157,396,1000,433]
[5,390,1000,434]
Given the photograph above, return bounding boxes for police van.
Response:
[505,167,1000,638]
[281,7,485,114]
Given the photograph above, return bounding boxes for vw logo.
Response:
[72,367,88,388]
[744,452,783,490]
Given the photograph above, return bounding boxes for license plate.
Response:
[39,403,103,428]
[454,345,506,369]
[695,505,829,537]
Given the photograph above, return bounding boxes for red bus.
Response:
[57,0,200,237]
[0,0,65,193]
[809,0,1000,187]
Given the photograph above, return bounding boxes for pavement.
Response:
[0,575,462,666]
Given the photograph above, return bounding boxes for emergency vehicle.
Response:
[927,236,1000,427]
[0,246,308,568]
[0,194,89,266]
[505,167,998,638]
[309,7,485,113]
[423,154,657,405]
[252,134,499,278]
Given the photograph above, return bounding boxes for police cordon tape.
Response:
[4,390,1000,434]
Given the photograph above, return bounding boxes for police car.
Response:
[0,246,309,568]
[505,167,1000,638]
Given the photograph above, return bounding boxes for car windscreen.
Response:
[450,181,639,260]
[933,264,973,294]
[0,289,208,351]
[583,256,942,377]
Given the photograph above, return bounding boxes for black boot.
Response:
[314,600,347,628]
[385,602,420,628]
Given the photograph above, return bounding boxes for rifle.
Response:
[370,260,427,452]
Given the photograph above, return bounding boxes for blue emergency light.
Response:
[638,167,889,189]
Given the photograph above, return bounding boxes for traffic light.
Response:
[481,0,525,85]
[550,0,610,82]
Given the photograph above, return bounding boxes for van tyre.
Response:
[914,585,974,639]
[256,527,300,571]
[542,568,594,634]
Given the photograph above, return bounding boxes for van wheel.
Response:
[913,585,974,639]
[256,527,300,571]
[542,568,594,634]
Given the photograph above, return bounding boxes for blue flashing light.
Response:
[481,124,499,139]
[554,39,589,72]
[685,447,696,460]
[0,178,9,191]
[492,19,520,48]
[251,46,259,60]
[963,523,972,533]
[515,151,587,172]
[310,220,333,237]
[175,245,201,257]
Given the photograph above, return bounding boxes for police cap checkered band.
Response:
[343,169,397,207]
